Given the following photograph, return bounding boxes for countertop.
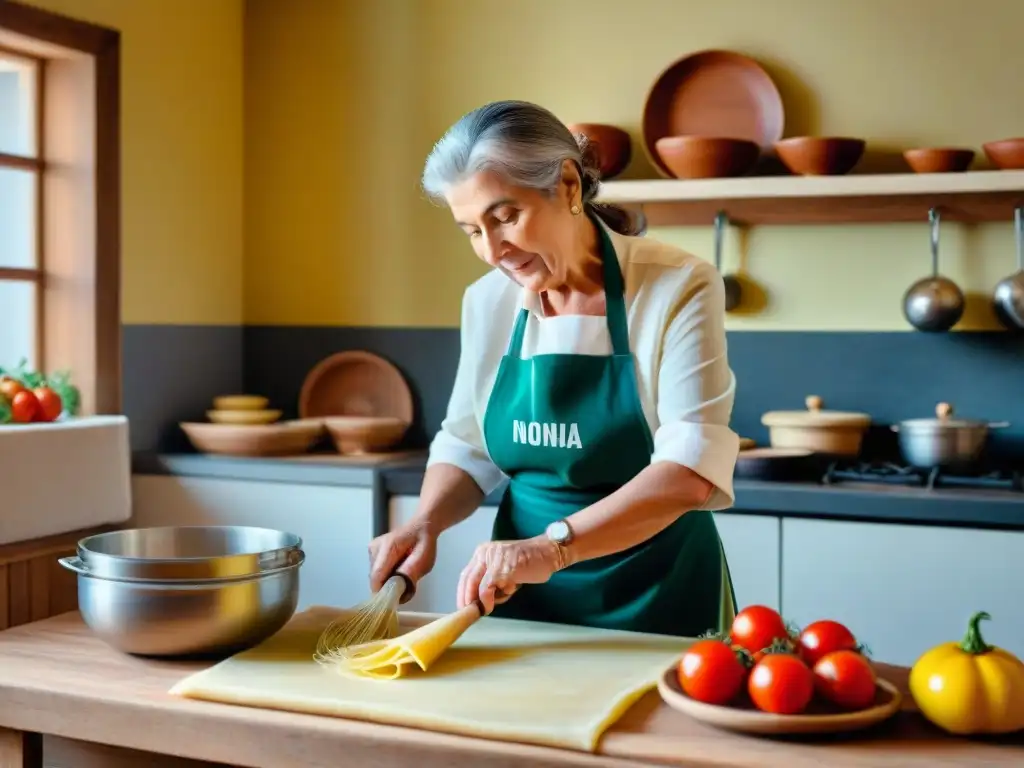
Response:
[132,451,1024,530]
[1,611,1023,768]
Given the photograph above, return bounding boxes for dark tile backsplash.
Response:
[123,324,1024,463]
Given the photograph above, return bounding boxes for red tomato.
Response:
[32,386,63,422]
[798,619,859,667]
[813,649,877,710]
[730,605,790,656]
[677,639,748,706]
[748,653,814,715]
[10,390,39,423]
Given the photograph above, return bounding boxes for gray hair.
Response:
[421,100,645,237]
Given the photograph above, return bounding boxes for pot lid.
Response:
[899,402,987,429]
[761,395,872,428]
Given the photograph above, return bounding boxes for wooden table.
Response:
[1,612,1022,768]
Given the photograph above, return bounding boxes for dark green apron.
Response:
[482,216,736,638]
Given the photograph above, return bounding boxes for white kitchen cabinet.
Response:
[712,513,781,612]
[388,495,498,614]
[130,475,374,612]
[1,416,131,544]
[781,518,1024,666]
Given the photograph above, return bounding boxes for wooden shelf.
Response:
[596,170,1024,226]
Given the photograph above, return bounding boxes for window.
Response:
[0,48,42,370]
[0,2,121,415]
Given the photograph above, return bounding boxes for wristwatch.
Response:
[545,519,574,571]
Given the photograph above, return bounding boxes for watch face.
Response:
[547,520,570,544]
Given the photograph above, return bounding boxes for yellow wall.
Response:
[244,0,1024,331]
[24,0,1024,330]
[27,0,244,325]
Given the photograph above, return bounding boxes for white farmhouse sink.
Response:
[0,415,132,545]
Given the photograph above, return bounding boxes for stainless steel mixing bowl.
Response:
[59,525,305,657]
[76,525,303,581]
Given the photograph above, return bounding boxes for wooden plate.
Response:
[299,351,414,422]
[656,664,902,736]
[642,49,784,178]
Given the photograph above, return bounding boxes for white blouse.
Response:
[426,223,740,511]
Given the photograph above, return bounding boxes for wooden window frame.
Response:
[0,1,120,415]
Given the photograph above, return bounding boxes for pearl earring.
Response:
[570,204,581,215]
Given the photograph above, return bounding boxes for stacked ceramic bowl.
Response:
[180,395,325,458]
[207,395,281,425]
[58,525,304,657]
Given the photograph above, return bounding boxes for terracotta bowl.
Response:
[654,136,760,179]
[181,420,324,458]
[324,416,409,455]
[774,137,866,176]
[903,147,975,173]
[566,122,632,179]
[299,351,414,422]
[982,138,1024,170]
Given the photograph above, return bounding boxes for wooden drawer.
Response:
[0,526,112,630]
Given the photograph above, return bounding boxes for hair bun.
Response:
[575,133,602,175]
[570,132,603,202]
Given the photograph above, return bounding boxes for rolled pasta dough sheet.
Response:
[322,603,483,680]
[170,606,688,752]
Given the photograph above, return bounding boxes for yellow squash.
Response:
[909,611,1024,735]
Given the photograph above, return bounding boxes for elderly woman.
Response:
[368,100,740,637]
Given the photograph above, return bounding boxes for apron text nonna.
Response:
[512,420,583,449]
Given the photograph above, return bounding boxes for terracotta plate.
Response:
[642,49,784,177]
[657,663,902,735]
[299,350,414,423]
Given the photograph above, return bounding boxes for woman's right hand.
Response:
[368,519,439,594]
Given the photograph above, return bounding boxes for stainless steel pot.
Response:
[76,525,303,581]
[59,553,303,657]
[891,402,1009,469]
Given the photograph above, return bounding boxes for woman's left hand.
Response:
[457,536,561,614]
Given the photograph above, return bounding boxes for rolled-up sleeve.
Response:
[650,262,740,510]
[426,288,507,496]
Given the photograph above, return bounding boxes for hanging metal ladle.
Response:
[714,211,742,312]
[902,207,964,332]
[992,206,1024,331]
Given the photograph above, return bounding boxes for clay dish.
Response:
[774,137,866,176]
[299,350,414,423]
[983,138,1024,169]
[642,49,784,177]
[655,136,760,179]
[903,148,975,173]
[566,123,632,179]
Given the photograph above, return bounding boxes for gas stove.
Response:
[821,461,1024,493]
